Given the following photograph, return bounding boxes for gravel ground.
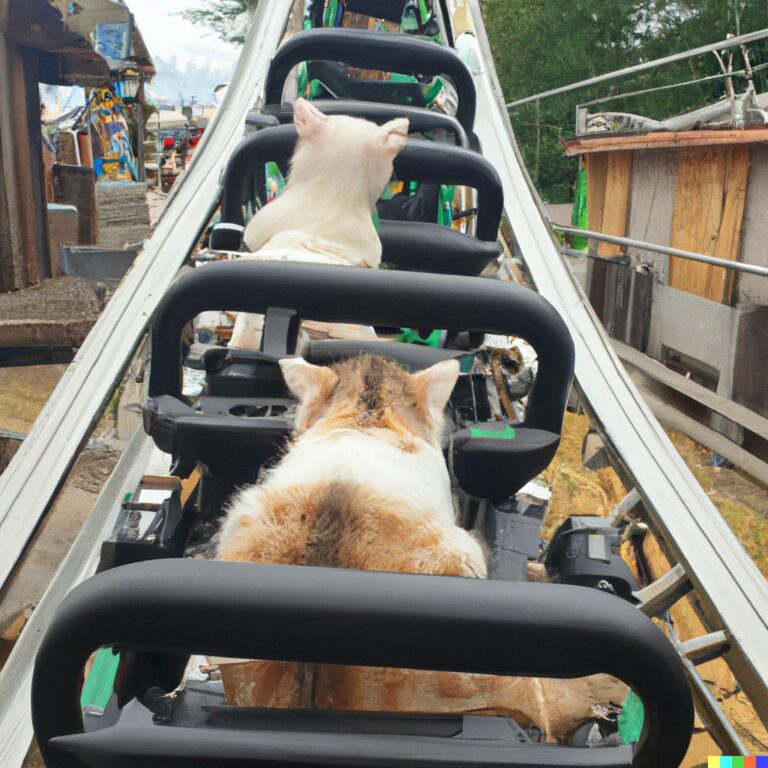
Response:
[0,276,104,321]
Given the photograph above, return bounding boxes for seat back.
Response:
[265,28,476,132]
[146,262,574,499]
[213,123,503,273]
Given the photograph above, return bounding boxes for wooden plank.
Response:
[561,128,768,156]
[585,153,607,240]
[669,147,749,302]
[52,164,98,244]
[585,151,632,257]
[0,34,38,290]
[613,338,768,439]
[598,151,632,256]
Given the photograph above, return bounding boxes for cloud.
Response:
[127,0,241,90]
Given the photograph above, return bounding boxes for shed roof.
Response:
[561,129,768,157]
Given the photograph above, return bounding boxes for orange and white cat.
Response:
[215,356,627,729]
[229,100,409,349]
[218,355,485,577]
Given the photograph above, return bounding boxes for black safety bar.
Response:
[147,261,573,437]
[220,124,502,241]
[265,28,476,131]
[257,99,470,146]
[32,561,693,768]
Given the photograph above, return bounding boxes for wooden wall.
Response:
[585,151,633,257]
[586,143,754,306]
[668,146,750,303]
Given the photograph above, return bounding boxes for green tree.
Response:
[182,0,259,45]
[484,0,768,202]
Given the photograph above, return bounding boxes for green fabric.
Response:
[398,328,444,347]
[437,184,454,228]
[265,161,286,201]
[323,0,339,27]
[298,61,309,98]
[80,647,120,711]
[469,425,517,439]
[617,690,645,744]
[570,165,588,252]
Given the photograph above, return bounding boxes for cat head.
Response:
[290,98,409,207]
[279,354,459,448]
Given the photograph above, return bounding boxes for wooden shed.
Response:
[562,129,768,420]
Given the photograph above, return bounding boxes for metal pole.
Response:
[506,27,768,109]
[553,224,768,278]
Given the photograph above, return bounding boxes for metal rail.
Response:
[466,0,768,728]
[553,224,768,278]
[0,429,155,768]
[505,27,768,108]
[0,0,295,596]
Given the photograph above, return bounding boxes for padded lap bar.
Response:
[258,100,469,147]
[265,28,476,131]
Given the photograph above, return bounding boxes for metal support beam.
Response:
[679,631,731,666]
[505,27,768,108]
[635,563,693,617]
[608,487,642,525]
[553,225,768,278]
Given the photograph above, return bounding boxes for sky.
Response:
[127,0,242,103]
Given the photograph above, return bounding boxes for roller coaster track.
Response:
[0,0,766,763]
[463,0,768,741]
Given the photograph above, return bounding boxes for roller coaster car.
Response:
[33,261,693,768]
[145,261,571,500]
[262,29,476,139]
[209,124,502,276]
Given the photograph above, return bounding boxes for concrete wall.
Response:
[737,146,768,308]
[646,285,740,400]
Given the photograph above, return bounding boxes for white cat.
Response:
[229,99,409,350]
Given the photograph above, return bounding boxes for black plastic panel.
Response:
[33,561,693,768]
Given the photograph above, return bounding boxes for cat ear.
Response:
[293,98,327,139]
[279,357,338,403]
[378,117,409,157]
[410,359,460,415]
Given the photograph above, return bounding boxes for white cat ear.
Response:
[378,117,409,157]
[293,98,327,139]
[410,358,460,415]
[279,357,338,403]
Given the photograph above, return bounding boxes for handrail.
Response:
[32,560,693,768]
[220,125,502,240]
[553,224,768,278]
[505,27,768,108]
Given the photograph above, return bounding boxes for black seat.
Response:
[33,561,694,768]
[264,28,476,134]
[144,261,574,502]
[210,124,502,276]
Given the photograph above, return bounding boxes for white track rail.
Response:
[465,0,768,725]
[0,3,295,764]
[0,0,295,595]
